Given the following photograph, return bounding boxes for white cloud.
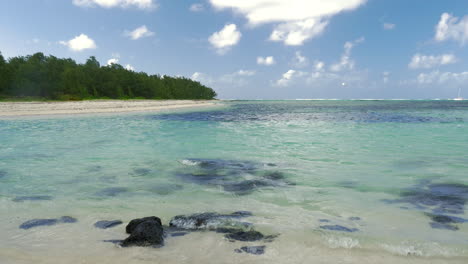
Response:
[107,58,119,65]
[236,70,256,76]
[314,60,325,71]
[275,69,307,86]
[125,64,135,71]
[190,3,204,12]
[383,23,395,30]
[72,0,156,9]
[291,51,309,68]
[330,37,364,72]
[408,53,457,69]
[417,70,468,84]
[269,18,328,45]
[208,24,242,54]
[257,56,275,66]
[435,13,468,45]
[209,0,366,45]
[125,25,154,40]
[60,34,97,52]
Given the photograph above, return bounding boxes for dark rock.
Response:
[59,216,77,223]
[126,217,162,234]
[19,216,77,229]
[319,225,359,233]
[169,212,252,230]
[95,187,128,197]
[429,222,459,231]
[95,220,123,229]
[225,231,264,242]
[121,217,164,247]
[235,246,266,255]
[349,217,361,221]
[20,219,58,229]
[12,195,53,202]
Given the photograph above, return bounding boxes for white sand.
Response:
[0,100,221,117]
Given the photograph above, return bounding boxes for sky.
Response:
[1,0,468,99]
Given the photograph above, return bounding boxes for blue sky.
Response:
[1,0,468,99]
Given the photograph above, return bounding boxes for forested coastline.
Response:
[0,52,217,100]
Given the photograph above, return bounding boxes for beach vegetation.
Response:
[0,51,217,101]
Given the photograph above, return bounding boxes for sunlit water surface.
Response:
[1,100,468,263]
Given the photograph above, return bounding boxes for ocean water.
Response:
[1,100,468,264]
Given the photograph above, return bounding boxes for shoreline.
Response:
[0,100,221,117]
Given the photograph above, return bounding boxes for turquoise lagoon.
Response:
[1,100,468,263]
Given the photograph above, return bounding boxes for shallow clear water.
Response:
[1,100,468,263]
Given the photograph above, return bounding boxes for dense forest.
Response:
[0,52,217,100]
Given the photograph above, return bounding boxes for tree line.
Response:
[0,52,217,100]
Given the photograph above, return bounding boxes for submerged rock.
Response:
[348,217,361,221]
[225,230,264,242]
[121,216,164,247]
[0,170,7,178]
[177,158,293,195]
[12,195,53,202]
[94,220,123,229]
[169,212,253,230]
[235,245,266,255]
[19,216,77,229]
[319,225,359,233]
[20,219,58,229]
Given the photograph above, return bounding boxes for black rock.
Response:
[20,219,58,229]
[121,217,164,247]
[95,220,123,229]
[95,187,128,197]
[12,195,53,202]
[169,212,252,230]
[319,225,358,233]
[225,231,264,242]
[429,222,459,231]
[235,246,266,255]
[126,216,162,234]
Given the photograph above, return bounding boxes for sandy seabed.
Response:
[0,100,220,117]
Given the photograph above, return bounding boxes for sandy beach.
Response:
[0,100,221,117]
